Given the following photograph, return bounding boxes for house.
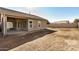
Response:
[74,19,79,28]
[0,7,48,35]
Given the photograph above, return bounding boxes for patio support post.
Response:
[16,20,19,31]
[1,14,7,36]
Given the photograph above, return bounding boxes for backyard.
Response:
[0,28,79,51]
[10,28,79,51]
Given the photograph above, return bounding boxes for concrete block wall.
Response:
[48,23,77,28]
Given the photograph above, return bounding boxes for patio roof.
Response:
[0,7,47,21]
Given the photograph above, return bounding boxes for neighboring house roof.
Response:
[54,20,69,24]
[0,7,47,21]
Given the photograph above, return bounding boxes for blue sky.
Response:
[5,7,79,23]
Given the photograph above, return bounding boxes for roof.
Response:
[0,7,47,21]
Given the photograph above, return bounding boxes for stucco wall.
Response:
[28,19,47,31]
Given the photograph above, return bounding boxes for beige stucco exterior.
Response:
[28,19,47,31]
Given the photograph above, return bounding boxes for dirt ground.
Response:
[10,28,79,51]
[0,29,54,51]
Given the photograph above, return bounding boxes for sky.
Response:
[4,7,79,23]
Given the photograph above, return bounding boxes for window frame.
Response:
[38,21,41,27]
[29,20,33,28]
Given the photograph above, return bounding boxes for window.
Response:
[38,21,41,27]
[38,24,40,27]
[29,21,32,28]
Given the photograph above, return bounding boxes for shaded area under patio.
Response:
[0,29,56,51]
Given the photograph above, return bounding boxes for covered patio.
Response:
[7,17,28,31]
[0,14,28,35]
